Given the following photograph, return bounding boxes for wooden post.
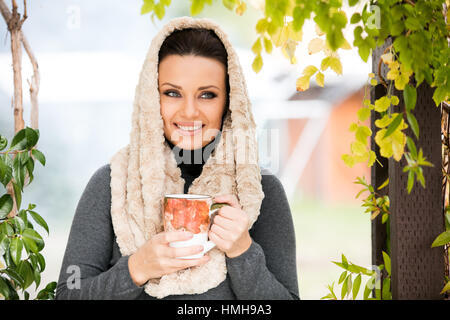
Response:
[371,40,391,294]
[372,38,445,299]
[388,82,444,299]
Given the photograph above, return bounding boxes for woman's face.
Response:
[158,54,227,150]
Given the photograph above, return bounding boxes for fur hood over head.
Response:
[109,16,264,298]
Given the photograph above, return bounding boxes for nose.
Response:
[181,96,200,119]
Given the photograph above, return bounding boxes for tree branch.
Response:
[0,0,39,130]
[0,0,38,218]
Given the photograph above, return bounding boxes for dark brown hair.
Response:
[158,28,230,109]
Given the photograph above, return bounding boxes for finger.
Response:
[165,245,204,259]
[213,214,235,231]
[210,223,233,241]
[217,205,241,220]
[169,255,210,270]
[154,230,193,244]
[213,194,240,209]
[208,230,229,250]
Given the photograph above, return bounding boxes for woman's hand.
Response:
[208,194,252,259]
[128,231,210,287]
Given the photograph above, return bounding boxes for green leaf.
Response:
[346,274,352,297]
[403,84,417,112]
[363,278,373,300]
[222,0,236,10]
[382,251,391,276]
[25,157,34,184]
[28,210,49,235]
[252,54,263,73]
[355,125,371,144]
[0,276,11,299]
[0,136,7,151]
[140,0,154,15]
[350,13,361,24]
[31,149,46,166]
[2,268,24,287]
[406,112,419,139]
[251,38,262,55]
[36,281,57,300]
[12,181,21,211]
[12,215,25,234]
[9,127,39,152]
[440,281,450,294]
[383,113,403,139]
[416,169,425,188]
[357,107,371,121]
[10,237,23,266]
[191,0,205,16]
[431,230,450,248]
[433,85,449,106]
[404,17,422,31]
[407,170,415,194]
[29,253,38,270]
[374,96,391,112]
[34,266,41,289]
[341,254,348,268]
[406,137,417,158]
[390,20,405,36]
[22,228,44,252]
[0,194,13,219]
[341,274,349,299]
[357,42,371,62]
[13,155,24,191]
[10,129,27,151]
[382,278,391,300]
[0,156,13,187]
[154,1,165,19]
[263,37,273,54]
[36,252,46,272]
[0,220,13,236]
[377,178,389,190]
[352,274,362,300]
[320,56,332,71]
[24,128,39,150]
[339,271,347,284]
[22,232,38,253]
[17,260,34,289]
[332,261,346,269]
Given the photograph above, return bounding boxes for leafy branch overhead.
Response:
[139,0,450,299]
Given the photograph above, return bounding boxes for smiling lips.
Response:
[174,122,204,136]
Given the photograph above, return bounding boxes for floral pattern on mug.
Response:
[164,198,210,234]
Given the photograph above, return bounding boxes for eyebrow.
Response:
[161,82,220,91]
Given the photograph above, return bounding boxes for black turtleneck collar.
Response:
[165,135,220,179]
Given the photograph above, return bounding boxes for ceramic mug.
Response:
[163,194,227,259]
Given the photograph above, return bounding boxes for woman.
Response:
[56,16,299,300]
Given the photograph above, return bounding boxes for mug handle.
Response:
[203,202,229,254]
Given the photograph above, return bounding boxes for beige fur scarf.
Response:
[109,16,264,299]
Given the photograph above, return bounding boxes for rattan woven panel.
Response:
[389,82,444,299]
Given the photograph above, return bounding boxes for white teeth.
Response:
[176,124,202,131]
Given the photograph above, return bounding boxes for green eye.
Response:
[164,90,180,97]
[201,92,217,99]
